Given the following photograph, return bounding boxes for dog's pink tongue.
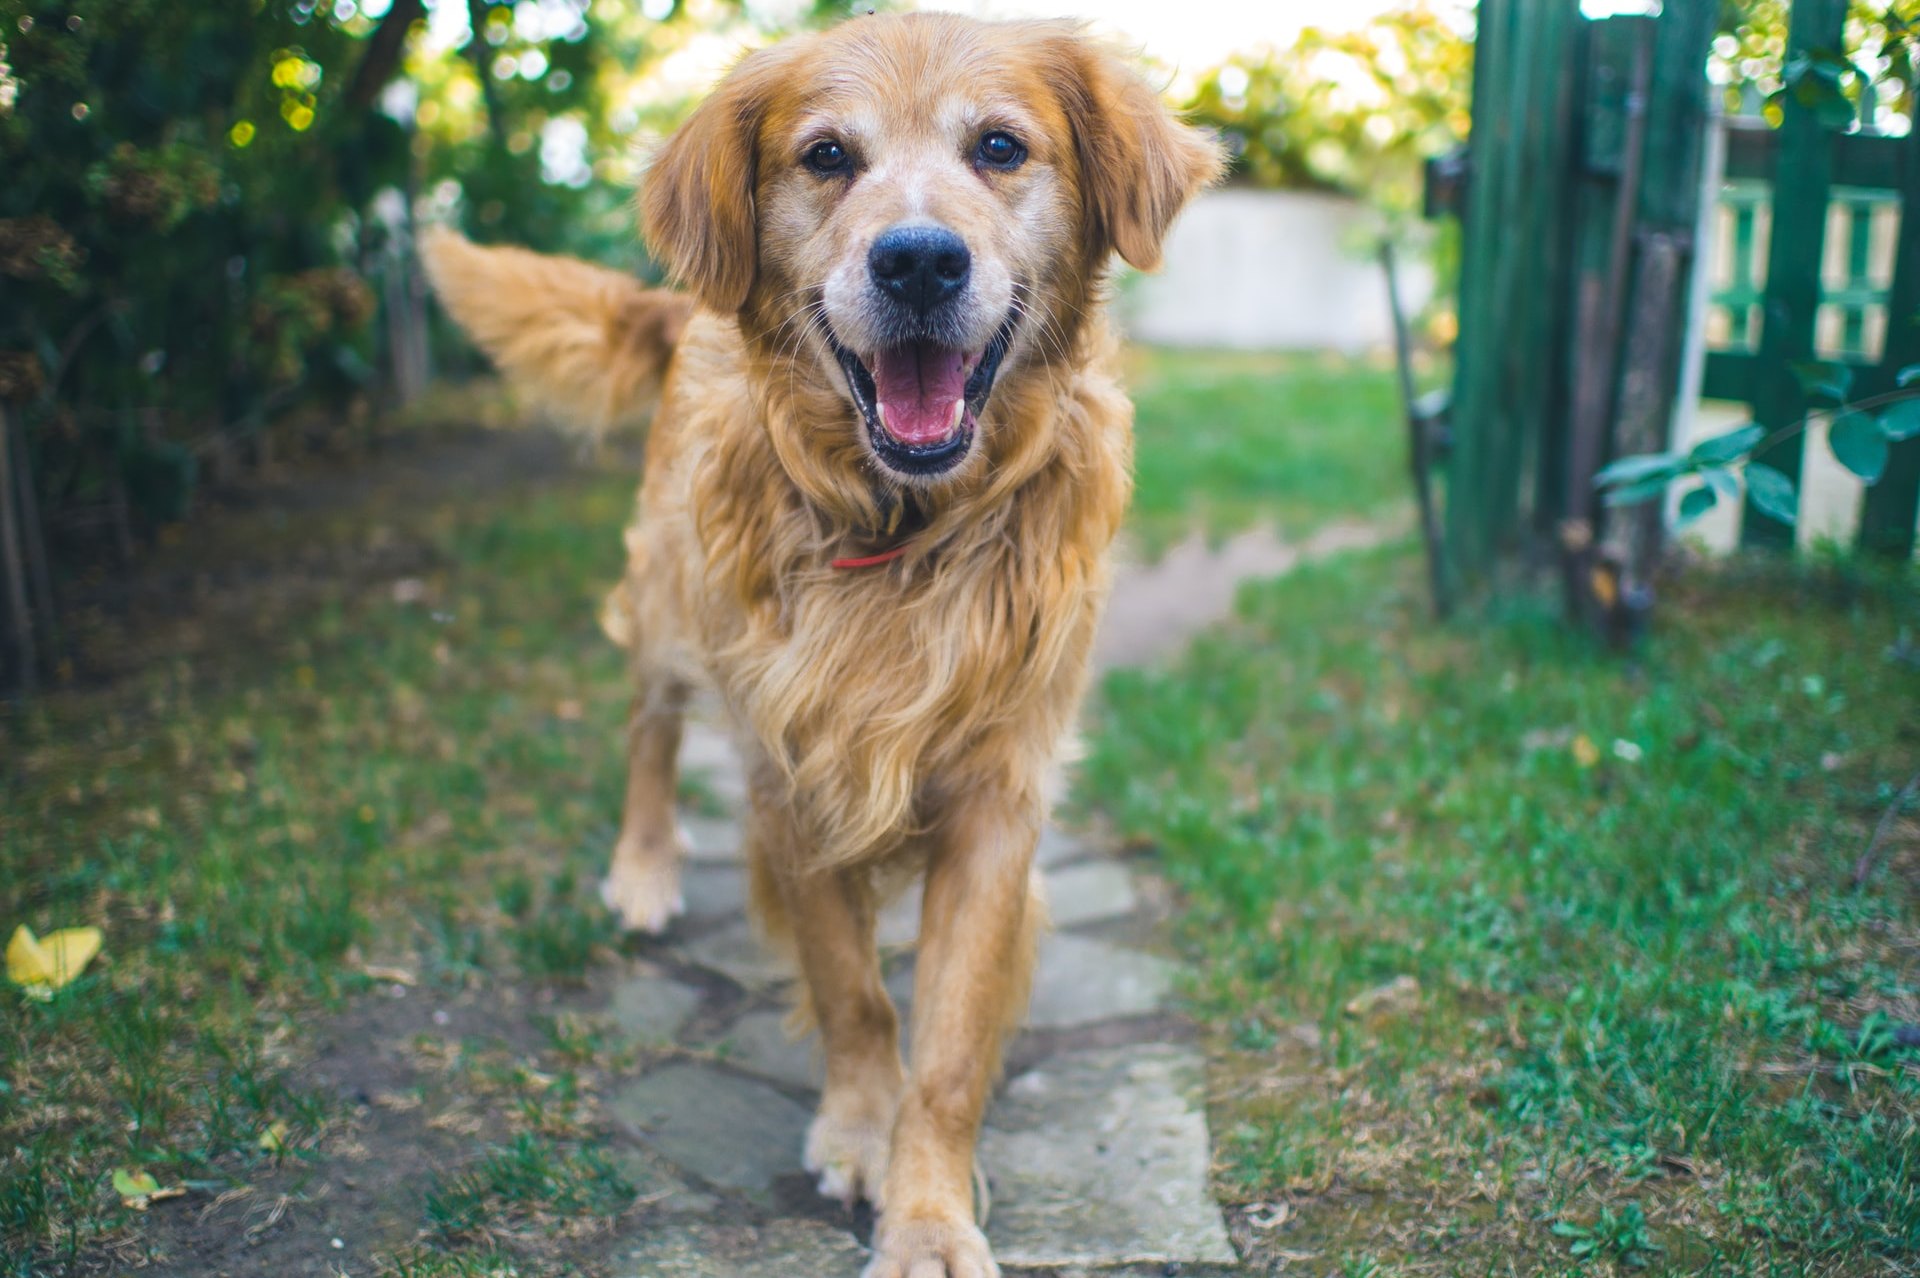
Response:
[873,344,966,445]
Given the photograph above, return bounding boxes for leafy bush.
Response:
[0,0,667,687]
[1179,2,1471,211]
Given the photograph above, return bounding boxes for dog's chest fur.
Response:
[627,313,1133,863]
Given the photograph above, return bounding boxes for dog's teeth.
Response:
[949,399,965,430]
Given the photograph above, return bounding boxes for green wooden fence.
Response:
[1703,44,1920,558]
[1436,0,1920,615]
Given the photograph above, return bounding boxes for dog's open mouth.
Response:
[830,319,1016,477]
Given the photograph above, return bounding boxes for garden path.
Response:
[591,521,1389,1276]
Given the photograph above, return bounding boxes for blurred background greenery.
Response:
[0,0,1477,686]
[0,0,1848,693]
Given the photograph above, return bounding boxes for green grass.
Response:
[423,1132,632,1245]
[1,344,1407,1273]
[1125,348,1410,551]
[1,461,640,1273]
[1079,545,1920,1275]
[13,348,1900,1277]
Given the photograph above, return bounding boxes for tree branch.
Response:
[344,0,428,114]
[1852,769,1920,888]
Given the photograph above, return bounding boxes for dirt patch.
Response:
[1095,517,1404,671]
[51,414,618,692]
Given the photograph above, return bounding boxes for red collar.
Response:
[832,542,913,570]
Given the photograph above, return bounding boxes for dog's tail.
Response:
[419,228,692,438]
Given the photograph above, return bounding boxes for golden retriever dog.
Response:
[423,12,1219,1274]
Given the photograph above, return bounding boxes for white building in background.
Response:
[1116,189,1433,353]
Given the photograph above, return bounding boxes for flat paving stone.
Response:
[714,1009,821,1091]
[876,881,923,948]
[982,1044,1236,1267]
[1026,934,1174,1028]
[608,1144,719,1215]
[678,920,791,987]
[1037,824,1099,868]
[683,814,744,863]
[679,721,742,773]
[1043,860,1140,929]
[681,864,747,919]
[679,723,749,811]
[608,970,703,1043]
[608,1063,810,1204]
[616,1217,866,1277]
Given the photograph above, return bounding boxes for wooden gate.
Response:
[1434,0,1920,612]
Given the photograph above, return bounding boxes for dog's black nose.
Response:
[868,225,970,316]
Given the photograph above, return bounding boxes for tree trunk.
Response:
[0,408,37,693]
[344,0,428,112]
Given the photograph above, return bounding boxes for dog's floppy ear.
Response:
[642,46,791,313]
[1052,35,1225,272]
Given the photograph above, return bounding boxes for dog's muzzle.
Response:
[829,318,1017,478]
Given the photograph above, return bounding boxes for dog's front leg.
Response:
[867,796,1041,1278]
[772,855,906,1210]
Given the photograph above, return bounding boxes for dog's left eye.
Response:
[975,131,1026,170]
[804,140,851,175]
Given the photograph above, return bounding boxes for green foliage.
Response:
[1718,1,1920,125]
[1552,1202,1662,1268]
[1180,2,1470,211]
[1595,374,1920,528]
[0,0,708,686]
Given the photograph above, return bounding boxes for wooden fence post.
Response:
[1612,0,1718,581]
[1445,0,1586,584]
[1858,125,1920,559]
[1742,0,1848,551]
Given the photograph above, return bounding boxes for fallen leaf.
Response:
[1571,734,1600,768]
[111,1168,183,1210]
[362,964,416,986]
[7,924,103,998]
[1246,1201,1293,1230]
[113,1168,160,1205]
[258,1121,290,1153]
[1344,974,1420,1018]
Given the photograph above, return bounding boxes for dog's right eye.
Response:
[803,140,850,175]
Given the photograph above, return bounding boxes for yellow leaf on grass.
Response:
[258,1120,291,1153]
[112,1168,160,1208]
[111,1167,185,1210]
[7,925,103,998]
[1570,734,1601,769]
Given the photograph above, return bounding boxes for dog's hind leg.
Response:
[600,673,691,934]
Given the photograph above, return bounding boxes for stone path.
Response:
[593,526,1382,1275]
[602,734,1237,1276]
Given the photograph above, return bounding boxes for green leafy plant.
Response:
[1595,363,1920,528]
[1719,1,1920,126]
[1180,2,1471,212]
[1551,1202,1662,1268]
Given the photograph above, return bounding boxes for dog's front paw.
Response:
[804,1095,895,1208]
[600,839,686,935]
[861,1213,998,1278]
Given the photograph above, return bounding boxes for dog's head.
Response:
[643,13,1222,486]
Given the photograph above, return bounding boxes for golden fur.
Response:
[423,14,1219,1276]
